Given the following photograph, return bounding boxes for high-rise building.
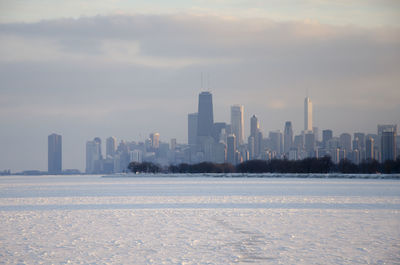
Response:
[150,133,160,149]
[365,137,375,160]
[339,133,352,153]
[86,139,101,174]
[94,137,102,160]
[304,97,312,131]
[250,115,262,158]
[284,121,293,154]
[106,136,117,158]
[188,113,198,146]
[304,131,316,157]
[227,134,236,165]
[250,115,259,137]
[48,133,62,174]
[381,131,397,162]
[212,122,227,143]
[231,105,244,146]
[322,130,333,148]
[197,92,214,139]
[269,131,283,155]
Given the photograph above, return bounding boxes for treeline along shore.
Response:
[127,156,400,174]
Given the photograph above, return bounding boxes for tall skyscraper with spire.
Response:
[196,92,214,153]
[304,97,313,131]
[231,105,244,146]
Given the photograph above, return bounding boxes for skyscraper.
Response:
[227,134,236,164]
[339,133,352,153]
[284,121,293,154]
[304,97,312,131]
[381,131,396,162]
[250,115,259,138]
[322,129,333,148]
[188,113,198,146]
[269,131,283,155]
[48,133,62,174]
[106,136,117,158]
[250,115,261,158]
[86,138,101,174]
[197,92,214,138]
[365,137,374,160]
[231,105,244,146]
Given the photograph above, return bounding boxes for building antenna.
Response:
[306,87,309,98]
[201,72,203,90]
[207,72,210,92]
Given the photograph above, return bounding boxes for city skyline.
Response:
[1,2,399,172]
[40,93,398,174]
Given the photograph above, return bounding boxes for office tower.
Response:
[48,133,62,174]
[188,113,198,146]
[170,138,177,151]
[227,134,236,164]
[269,131,283,155]
[231,105,244,146]
[284,121,293,154]
[378,125,397,136]
[313,127,319,142]
[250,115,262,158]
[294,135,304,150]
[197,92,214,138]
[354,133,365,150]
[250,115,259,137]
[212,122,227,143]
[304,97,312,131]
[86,139,101,174]
[248,136,255,159]
[365,137,374,160]
[150,133,160,149]
[106,136,117,158]
[339,133,352,153]
[322,130,333,148]
[94,137,102,160]
[304,131,316,157]
[381,131,397,162]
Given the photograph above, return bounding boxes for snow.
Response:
[0,175,399,264]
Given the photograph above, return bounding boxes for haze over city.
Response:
[1,1,399,172]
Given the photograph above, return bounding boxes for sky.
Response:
[0,0,399,172]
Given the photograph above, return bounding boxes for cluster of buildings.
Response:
[47,92,398,174]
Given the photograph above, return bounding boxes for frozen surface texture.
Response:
[0,175,399,264]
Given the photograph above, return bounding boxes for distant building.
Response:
[187,113,198,146]
[339,133,352,153]
[322,130,333,148]
[284,121,293,155]
[304,97,312,131]
[381,131,397,162]
[150,133,160,149]
[86,139,101,174]
[365,137,375,160]
[106,136,117,158]
[197,92,214,141]
[48,133,62,174]
[231,105,244,147]
[304,131,316,157]
[269,131,283,156]
[227,134,236,164]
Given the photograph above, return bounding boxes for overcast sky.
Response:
[1,0,399,172]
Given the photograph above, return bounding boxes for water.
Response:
[0,174,399,264]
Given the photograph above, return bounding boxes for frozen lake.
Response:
[0,175,399,264]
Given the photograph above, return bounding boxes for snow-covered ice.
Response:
[0,175,399,264]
